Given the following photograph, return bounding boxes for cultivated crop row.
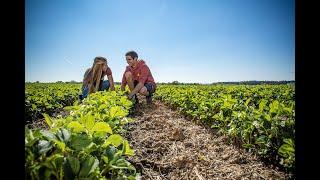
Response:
[154,84,295,170]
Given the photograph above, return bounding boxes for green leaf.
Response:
[278,144,294,158]
[92,122,112,134]
[269,100,279,113]
[111,158,136,172]
[79,156,99,177]
[67,121,85,133]
[48,154,64,171]
[255,135,267,146]
[242,143,254,149]
[104,146,117,161]
[245,98,251,106]
[278,138,295,158]
[265,114,271,121]
[56,128,71,142]
[67,156,80,175]
[64,105,79,111]
[98,104,108,112]
[120,96,133,107]
[40,130,57,140]
[43,169,54,179]
[283,138,294,146]
[122,140,134,156]
[43,113,52,127]
[104,134,123,147]
[52,139,66,152]
[63,159,75,180]
[70,134,92,151]
[102,155,109,164]
[259,99,267,112]
[38,140,52,154]
[81,114,95,130]
[283,107,292,114]
[109,106,127,119]
[130,173,141,180]
[31,104,37,110]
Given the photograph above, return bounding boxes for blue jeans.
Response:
[81,80,110,100]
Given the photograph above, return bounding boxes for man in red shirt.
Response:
[121,51,156,104]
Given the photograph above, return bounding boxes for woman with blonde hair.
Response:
[80,56,115,100]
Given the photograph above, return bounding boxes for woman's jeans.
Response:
[80,80,110,100]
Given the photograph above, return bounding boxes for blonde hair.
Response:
[83,56,107,94]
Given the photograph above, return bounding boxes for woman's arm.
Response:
[107,75,115,91]
[120,72,127,91]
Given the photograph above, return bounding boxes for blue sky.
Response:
[26,0,295,83]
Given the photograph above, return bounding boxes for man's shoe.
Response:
[134,94,139,104]
[146,95,152,104]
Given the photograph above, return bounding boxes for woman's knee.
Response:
[82,86,89,98]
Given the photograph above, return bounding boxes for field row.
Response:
[154,84,295,170]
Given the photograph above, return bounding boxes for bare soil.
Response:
[123,96,293,179]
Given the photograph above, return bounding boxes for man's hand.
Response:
[127,93,134,100]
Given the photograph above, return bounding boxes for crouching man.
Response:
[121,50,156,104]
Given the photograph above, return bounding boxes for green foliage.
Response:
[25,83,82,123]
[25,91,138,179]
[278,138,295,168]
[154,84,295,171]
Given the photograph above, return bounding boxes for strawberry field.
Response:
[25,83,295,179]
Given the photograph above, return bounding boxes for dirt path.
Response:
[123,98,293,179]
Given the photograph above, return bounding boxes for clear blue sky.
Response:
[26,0,295,83]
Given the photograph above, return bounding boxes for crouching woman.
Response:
[80,56,115,100]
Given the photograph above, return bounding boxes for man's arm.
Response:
[107,75,115,91]
[128,82,144,99]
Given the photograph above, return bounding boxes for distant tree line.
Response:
[213,80,295,85]
[156,81,201,85]
[155,80,295,85]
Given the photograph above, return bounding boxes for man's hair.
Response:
[125,51,138,59]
